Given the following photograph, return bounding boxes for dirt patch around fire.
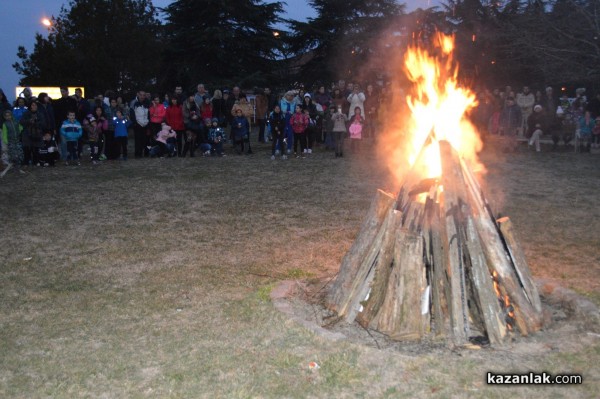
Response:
[272,277,600,359]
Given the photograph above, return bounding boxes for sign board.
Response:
[15,86,85,101]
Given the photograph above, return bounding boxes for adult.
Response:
[173,85,186,104]
[254,88,269,142]
[194,83,209,106]
[279,90,296,154]
[36,93,56,139]
[0,89,12,124]
[165,95,185,156]
[516,86,535,137]
[149,94,167,137]
[73,88,90,123]
[129,90,151,158]
[346,84,366,120]
[19,101,46,166]
[211,89,228,127]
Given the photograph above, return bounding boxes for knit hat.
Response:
[534,105,542,112]
[211,117,219,123]
[304,93,311,98]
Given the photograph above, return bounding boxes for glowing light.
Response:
[273,31,280,37]
[41,18,52,27]
[403,33,482,179]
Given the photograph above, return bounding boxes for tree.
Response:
[160,0,285,91]
[13,0,162,95]
[287,0,405,86]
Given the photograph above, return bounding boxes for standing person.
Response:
[173,85,186,104]
[290,104,309,158]
[53,87,77,160]
[182,94,202,157]
[92,106,108,160]
[12,97,28,123]
[527,105,545,152]
[348,106,364,153]
[255,88,269,143]
[165,95,185,156]
[516,86,535,137]
[200,96,213,121]
[1,109,24,173]
[300,93,318,154]
[149,94,166,138]
[280,90,296,155]
[113,109,131,160]
[363,83,379,141]
[331,105,348,158]
[73,88,90,123]
[268,105,287,160]
[211,89,228,127]
[60,111,83,165]
[498,97,522,137]
[104,98,120,159]
[83,115,102,164]
[130,91,150,158]
[0,89,12,127]
[231,108,250,155]
[194,83,209,106]
[37,93,56,138]
[347,84,366,121]
[207,118,226,156]
[20,101,46,166]
[577,111,595,152]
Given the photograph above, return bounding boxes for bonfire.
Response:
[326,34,543,347]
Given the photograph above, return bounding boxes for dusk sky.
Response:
[0,0,439,101]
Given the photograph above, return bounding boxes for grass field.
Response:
[1,138,599,398]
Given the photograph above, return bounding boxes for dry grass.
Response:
[0,139,599,398]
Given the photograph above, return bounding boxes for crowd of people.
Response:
[1,81,599,175]
[472,85,600,152]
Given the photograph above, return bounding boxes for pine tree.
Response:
[161,0,284,91]
[13,0,162,95]
[287,0,405,86]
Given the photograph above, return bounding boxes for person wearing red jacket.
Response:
[290,104,309,158]
[165,96,185,156]
[149,94,167,139]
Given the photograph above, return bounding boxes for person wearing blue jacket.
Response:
[60,111,83,165]
[113,109,131,160]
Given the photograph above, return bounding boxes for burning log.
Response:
[325,140,544,347]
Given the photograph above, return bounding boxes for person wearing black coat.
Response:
[268,105,287,159]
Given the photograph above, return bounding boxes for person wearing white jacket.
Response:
[347,85,366,120]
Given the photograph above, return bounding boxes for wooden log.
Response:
[326,189,396,315]
[464,216,507,345]
[341,207,398,323]
[459,158,543,334]
[497,217,543,314]
[439,141,470,345]
[428,201,451,338]
[375,229,426,340]
[356,210,403,328]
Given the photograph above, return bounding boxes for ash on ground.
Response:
[275,278,600,357]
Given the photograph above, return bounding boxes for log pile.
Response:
[326,140,543,347]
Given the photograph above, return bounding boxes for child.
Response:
[268,105,287,160]
[198,118,212,156]
[38,132,60,166]
[348,106,364,152]
[207,118,226,156]
[84,115,102,164]
[592,116,600,148]
[113,110,131,160]
[1,109,25,175]
[231,109,250,155]
[60,111,83,165]
[152,123,177,157]
[331,105,348,158]
[290,105,309,157]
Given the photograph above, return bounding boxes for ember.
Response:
[325,34,543,347]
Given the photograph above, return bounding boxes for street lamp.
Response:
[41,18,52,28]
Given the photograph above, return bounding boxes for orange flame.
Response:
[384,33,484,185]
